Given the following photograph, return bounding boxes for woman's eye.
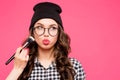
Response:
[36,26,43,30]
[50,27,57,30]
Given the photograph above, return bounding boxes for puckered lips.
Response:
[42,39,50,45]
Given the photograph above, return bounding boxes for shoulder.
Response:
[69,57,86,79]
[69,57,83,69]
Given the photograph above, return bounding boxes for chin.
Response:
[40,44,54,50]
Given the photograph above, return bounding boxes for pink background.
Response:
[0,0,120,80]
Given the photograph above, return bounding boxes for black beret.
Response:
[29,2,63,30]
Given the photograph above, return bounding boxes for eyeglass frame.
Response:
[32,26,59,37]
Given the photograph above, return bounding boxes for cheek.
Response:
[34,34,42,44]
[50,36,58,45]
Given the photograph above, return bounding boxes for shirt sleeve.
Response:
[70,58,86,80]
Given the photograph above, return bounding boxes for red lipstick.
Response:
[42,39,50,45]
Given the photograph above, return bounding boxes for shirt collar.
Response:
[34,57,56,68]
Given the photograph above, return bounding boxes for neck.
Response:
[38,47,54,61]
[37,47,55,68]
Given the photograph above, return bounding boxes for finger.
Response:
[20,48,29,58]
[15,47,22,57]
[25,55,29,61]
[20,50,29,62]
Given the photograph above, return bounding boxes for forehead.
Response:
[34,18,58,26]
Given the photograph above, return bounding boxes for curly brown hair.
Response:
[18,25,75,80]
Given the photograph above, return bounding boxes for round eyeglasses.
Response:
[33,26,59,37]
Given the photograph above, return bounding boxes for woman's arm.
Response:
[6,67,24,80]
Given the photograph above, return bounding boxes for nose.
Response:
[44,28,49,37]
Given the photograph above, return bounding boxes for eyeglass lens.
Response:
[33,26,58,37]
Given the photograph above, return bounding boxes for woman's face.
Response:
[33,18,59,50]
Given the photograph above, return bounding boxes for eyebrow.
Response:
[35,23,58,27]
[35,23,43,26]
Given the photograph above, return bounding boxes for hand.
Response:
[14,47,29,70]
[6,47,29,80]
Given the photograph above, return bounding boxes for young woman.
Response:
[6,2,85,80]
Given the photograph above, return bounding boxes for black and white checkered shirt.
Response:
[28,58,86,80]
